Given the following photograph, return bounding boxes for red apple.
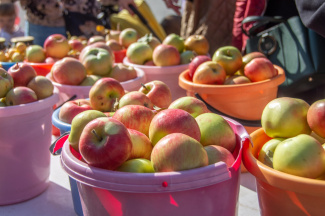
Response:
[168,96,209,118]
[204,145,235,167]
[27,76,54,99]
[51,57,87,85]
[127,129,153,160]
[109,63,137,82]
[87,35,105,45]
[151,133,208,172]
[118,91,154,109]
[59,99,93,124]
[224,75,251,85]
[68,38,85,52]
[112,105,156,136]
[149,108,201,146]
[119,28,138,48]
[212,46,242,75]
[0,68,14,98]
[89,77,125,112]
[8,62,37,87]
[307,99,325,138]
[45,57,58,64]
[184,35,210,55]
[43,34,70,59]
[244,58,277,82]
[152,44,180,66]
[193,61,226,84]
[188,55,212,80]
[238,52,266,75]
[79,117,132,170]
[106,39,124,51]
[139,80,172,108]
[5,86,37,106]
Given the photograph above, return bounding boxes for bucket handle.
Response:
[50,132,70,155]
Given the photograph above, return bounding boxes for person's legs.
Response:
[25,21,67,46]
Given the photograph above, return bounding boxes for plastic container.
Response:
[113,49,127,63]
[58,115,249,216]
[0,92,59,205]
[26,62,54,76]
[178,65,286,121]
[0,62,15,71]
[123,57,188,101]
[242,128,325,216]
[46,68,146,106]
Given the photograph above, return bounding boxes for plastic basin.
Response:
[178,65,286,121]
[113,49,127,63]
[123,57,188,101]
[59,115,249,216]
[0,62,15,71]
[0,92,59,205]
[242,128,325,216]
[26,62,54,76]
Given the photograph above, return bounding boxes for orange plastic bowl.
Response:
[242,128,325,216]
[113,49,127,63]
[178,65,285,121]
[26,62,54,76]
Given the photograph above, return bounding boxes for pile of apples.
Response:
[125,33,210,67]
[0,63,54,106]
[257,97,325,180]
[58,77,237,173]
[0,42,27,63]
[188,46,278,85]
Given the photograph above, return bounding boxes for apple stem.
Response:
[92,129,102,142]
[141,83,149,91]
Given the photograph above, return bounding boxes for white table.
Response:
[0,142,260,216]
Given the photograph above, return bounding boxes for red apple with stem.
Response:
[44,34,70,59]
[193,61,226,85]
[59,99,93,124]
[139,80,172,109]
[8,63,37,87]
[79,117,132,170]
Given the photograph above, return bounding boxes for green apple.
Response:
[68,110,107,152]
[27,76,54,99]
[196,113,236,152]
[79,75,102,86]
[273,134,325,178]
[258,138,285,168]
[180,50,197,64]
[261,97,311,138]
[137,33,161,50]
[0,68,14,98]
[126,42,153,65]
[212,46,242,75]
[162,33,185,53]
[116,158,155,173]
[168,96,209,118]
[25,45,46,63]
[119,28,138,48]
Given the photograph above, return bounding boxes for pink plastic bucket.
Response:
[123,57,188,101]
[60,116,249,216]
[0,92,59,205]
[46,68,146,105]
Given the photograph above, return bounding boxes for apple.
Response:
[238,51,266,75]
[59,99,93,124]
[43,34,70,59]
[119,28,138,48]
[11,52,24,62]
[144,60,155,66]
[193,61,226,84]
[112,105,156,136]
[151,133,208,172]
[162,33,185,53]
[307,99,325,138]
[204,145,235,167]
[79,117,132,170]
[168,96,209,118]
[261,97,311,138]
[45,57,58,64]
[224,75,251,85]
[68,38,85,52]
[212,46,242,75]
[244,58,277,82]
[15,42,27,54]
[196,113,236,152]
[106,39,124,51]
[149,108,201,146]
[127,129,153,160]
[89,77,125,112]
[51,57,87,85]
[188,55,212,79]
[116,158,155,173]
[8,63,37,87]
[180,50,196,64]
[80,47,114,76]
[109,63,137,82]
[79,42,114,62]
[257,138,285,168]
[118,91,154,109]
[68,109,107,152]
[152,44,180,66]
[0,68,14,98]
[137,33,161,50]
[25,45,46,63]
[106,29,121,41]
[273,134,325,178]
[79,75,102,86]
[139,80,172,109]
[87,35,105,45]
[5,86,37,106]
[27,76,54,99]
[126,42,153,65]
[184,35,210,55]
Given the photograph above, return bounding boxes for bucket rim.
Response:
[52,108,71,132]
